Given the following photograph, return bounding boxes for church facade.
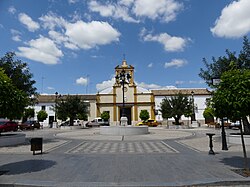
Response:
[35,60,211,127]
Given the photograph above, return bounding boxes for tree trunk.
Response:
[174,117,181,125]
[242,116,250,134]
[69,118,74,126]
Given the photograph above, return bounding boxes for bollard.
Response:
[206,133,215,155]
[30,138,43,155]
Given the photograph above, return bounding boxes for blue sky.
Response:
[0,0,250,94]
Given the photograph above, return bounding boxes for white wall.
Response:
[34,102,55,127]
[154,95,211,123]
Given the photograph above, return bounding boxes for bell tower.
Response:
[114,59,135,87]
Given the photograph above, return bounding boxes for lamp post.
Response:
[55,92,58,122]
[212,78,228,150]
[115,69,131,125]
[191,91,196,122]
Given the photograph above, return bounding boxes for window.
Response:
[41,105,46,111]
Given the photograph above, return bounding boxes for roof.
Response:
[37,94,97,103]
[151,88,211,96]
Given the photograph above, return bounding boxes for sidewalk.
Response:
[0,127,250,187]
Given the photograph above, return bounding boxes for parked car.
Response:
[85,118,109,127]
[229,121,241,129]
[19,120,41,130]
[0,121,18,133]
[136,119,161,127]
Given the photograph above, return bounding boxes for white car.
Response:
[86,118,109,127]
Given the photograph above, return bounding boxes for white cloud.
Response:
[40,13,120,50]
[11,29,21,42]
[18,13,40,32]
[96,77,116,91]
[164,59,187,68]
[8,6,16,14]
[136,81,176,90]
[65,20,120,49]
[141,30,190,52]
[188,80,205,84]
[96,77,176,92]
[68,0,78,4]
[175,80,184,85]
[76,77,88,86]
[88,1,138,23]
[17,36,63,65]
[47,86,55,90]
[88,0,182,23]
[39,12,67,30]
[49,29,79,50]
[132,0,183,22]
[119,0,134,6]
[211,0,250,38]
[147,63,153,68]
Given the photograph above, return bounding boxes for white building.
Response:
[33,60,211,127]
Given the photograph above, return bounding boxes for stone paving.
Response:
[0,126,250,187]
[66,141,178,154]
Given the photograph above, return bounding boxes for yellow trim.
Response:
[113,86,117,121]
[134,86,138,121]
[150,94,155,119]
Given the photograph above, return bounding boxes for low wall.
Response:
[100,126,149,136]
[0,133,26,147]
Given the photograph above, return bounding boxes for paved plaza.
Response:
[0,126,250,187]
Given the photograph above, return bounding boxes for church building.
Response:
[35,59,211,127]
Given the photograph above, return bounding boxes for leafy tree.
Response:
[37,110,48,122]
[0,52,37,104]
[23,107,35,122]
[160,93,192,125]
[203,107,214,124]
[55,95,88,126]
[199,36,250,129]
[0,68,28,120]
[77,113,88,121]
[212,68,250,171]
[139,110,150,122]
[199,36,250,88]
[212,68,250,132]
[101,111,110,122]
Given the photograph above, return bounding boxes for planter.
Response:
[228,133,250,145]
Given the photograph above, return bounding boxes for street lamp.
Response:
[191,91,196,122]
[115,69,131,124]
[212,78,228,150]
[55,92,59,122]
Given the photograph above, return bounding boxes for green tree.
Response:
[160,93,192,125]
[23,107,35,122]
[212,68,250,132]
[37,110,48,122]
[203,107,214,124]
[139,110,150,122]
[199,36,250,129]
[199,36,250,88]
[101,111,110,122]
[0,68,28,120]
[212,68,250,171]
[0,52,37,104]
[55,95,88,126]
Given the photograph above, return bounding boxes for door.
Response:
[120,107,132,125]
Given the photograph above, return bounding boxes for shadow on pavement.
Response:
[220,156,250,168]
[0,159,56,175]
